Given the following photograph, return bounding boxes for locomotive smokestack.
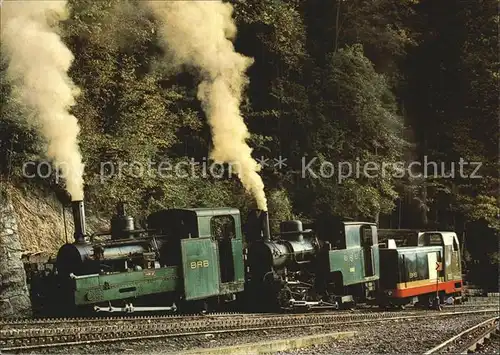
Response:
[246,209,271,242]
[262,211,271,241]
[71,200,86,243]
[116,201,125,216]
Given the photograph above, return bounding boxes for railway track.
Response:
[0,311,253,327]
[1,301,496,328]
[1,308,498,352]
[424,316,499,354]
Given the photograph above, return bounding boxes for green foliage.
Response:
[233,0,306,68]
[337,0,417,82]
[0,0,496,279]
[324,44,404,158]
[401,0,498,236]
[267,189,293,233]
[293,44,405,220]
[457,195,500,231]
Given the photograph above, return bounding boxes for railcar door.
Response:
[444,244,453,282]
[211,215,236,283]
[450,235,462,280]
[427,251,439,281]
[401,252,418,287]
[181,238,220,301]
[361,226,375,277]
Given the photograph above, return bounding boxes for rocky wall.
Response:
[0,188,31,317]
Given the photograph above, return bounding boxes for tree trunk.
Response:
[421,182,428,227]
[334,0,341,53]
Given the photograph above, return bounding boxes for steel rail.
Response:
[2,302,497,328]
[458,323,500,354]
[424,316,499,354]
[0,312,255,328]
[1,309,498,352]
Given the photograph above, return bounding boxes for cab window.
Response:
[424,233,443,246]
[211,215,235,241]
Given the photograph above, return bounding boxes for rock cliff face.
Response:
[0,189,31,317]
[8,186,109,253]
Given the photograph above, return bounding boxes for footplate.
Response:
[287,299,339,310]
[94,302,177,313]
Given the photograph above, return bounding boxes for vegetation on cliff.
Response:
[0,0,497,288]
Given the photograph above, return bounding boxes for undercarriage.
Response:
[270,269,357,311]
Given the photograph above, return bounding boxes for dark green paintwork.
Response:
[179,208,245,300]
[328,223,380,286]
[231,238,245,283]
[329,247,380,285]
[329,248,364,285]
[183,208,242,239]
[73,266,179,305]
[72,207,246,306]
[181,238,220,300]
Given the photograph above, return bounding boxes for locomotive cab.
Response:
[147,208,246,306]
[316,221,380,305]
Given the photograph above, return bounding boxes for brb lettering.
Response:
[190,260,209,269]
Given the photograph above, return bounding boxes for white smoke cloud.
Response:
[146,0,267,210]
[1,0,85,201]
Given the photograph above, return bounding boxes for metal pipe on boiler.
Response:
[262,211,271,241]
[71,200,87,243]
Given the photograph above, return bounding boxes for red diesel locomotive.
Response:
[378,231,463,308]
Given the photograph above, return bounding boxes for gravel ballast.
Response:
[23,312,498,354]
[476,334,500,354]
[276,314,498,354]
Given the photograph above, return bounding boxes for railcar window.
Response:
[371,226,378,246]
[378,236,410,247]
[345,225,360,248]
[452,238,459,251]
[362,226,371,240]
[211,215,236,241]
[377,231,418,247]
[331,230,346,249]
[424,233,443,246]
[361,226,373,246]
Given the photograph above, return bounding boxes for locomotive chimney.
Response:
[116,201,125,216]
[245,209,271,242]
[71,200,87,243]
[262,211,271,241]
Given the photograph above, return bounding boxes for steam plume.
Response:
[147,1,268,211]
[1,1,84,201]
